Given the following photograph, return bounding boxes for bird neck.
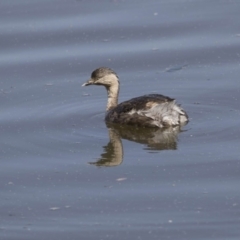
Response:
[106,81,119,111]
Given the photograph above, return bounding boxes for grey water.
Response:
[1,0,240,239]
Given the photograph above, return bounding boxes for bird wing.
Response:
[116,94,174,113]
[106,94,176,127]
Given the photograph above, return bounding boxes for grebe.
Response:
[82,67,188,128]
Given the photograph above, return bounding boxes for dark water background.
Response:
[1,0,240,239]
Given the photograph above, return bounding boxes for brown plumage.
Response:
[82,67,188,128]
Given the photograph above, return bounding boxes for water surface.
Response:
[1,0,240,239]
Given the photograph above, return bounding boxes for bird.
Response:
[82,67,188,128]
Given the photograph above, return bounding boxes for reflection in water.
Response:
[89,127,124,167]
[89,124,186,167]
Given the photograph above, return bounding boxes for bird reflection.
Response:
[89,123,186,167]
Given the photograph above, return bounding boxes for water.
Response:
[1,0,240,239]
